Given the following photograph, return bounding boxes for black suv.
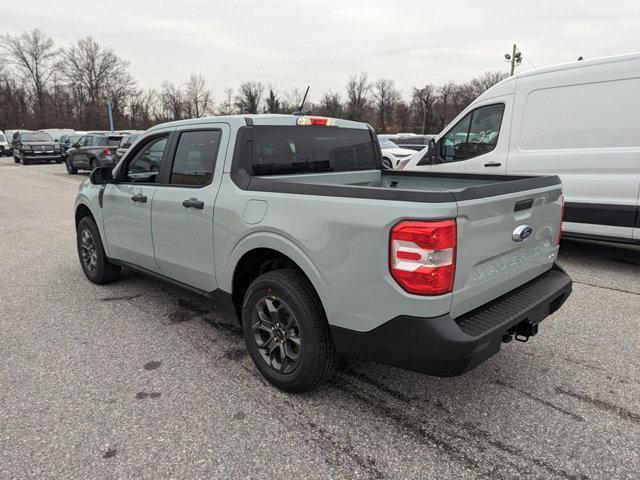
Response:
[12,131,63,165]
[65,134,123,174]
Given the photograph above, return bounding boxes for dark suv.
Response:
[12,131,63,165]
[65,134,123,174]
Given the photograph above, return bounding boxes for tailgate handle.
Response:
[514,199,534,212]
[484,162,501,167]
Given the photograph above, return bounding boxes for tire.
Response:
[13,155,19,163]
[242,269,338,393]
[55,158,63,164]
[76,216,120,284]
[382,157,393,169]
[89,157,98,171]
[66,160,78,174]
[20,152,29,166]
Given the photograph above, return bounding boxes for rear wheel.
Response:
[66,160,78,174]
[242,269,338,393]
[89,158,98,171]
[76,216,120,284]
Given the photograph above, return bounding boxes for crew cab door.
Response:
[151,125,229,292]
[430,99,511,174]
[102,133,171,272]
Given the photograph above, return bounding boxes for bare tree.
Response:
[345,72,370,121]
[160,81,184,121]
[412,85,437,134]
[264,87,281,113]
[372,78,400,133]
[59,37,135,128]
[217,88,235,115]
[184,73,213,118]
[316,92,343,118]
[235,81,264,114]
[394,101,412,133]
[0,29,57,121]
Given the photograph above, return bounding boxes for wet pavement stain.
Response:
[143,360,162,371]
[102,447,117,459]
[100,294,142,302]
[135,391,162,400]
[223,348,247,361]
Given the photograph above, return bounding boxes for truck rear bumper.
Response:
[330,264,572,377]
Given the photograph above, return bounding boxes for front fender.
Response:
[74,184,109,256]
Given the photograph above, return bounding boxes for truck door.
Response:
[150,125,229,292]
[430,98,512,175]
[102,134,171,272]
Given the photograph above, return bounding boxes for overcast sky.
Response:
[4,0,639,101]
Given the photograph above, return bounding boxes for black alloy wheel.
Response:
[251,296,302,374]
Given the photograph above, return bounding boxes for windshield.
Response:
[0,133,6,142]
[252,126,378,176]
[21,132,53,142]
[379,138,399,149]
[69,134,82,143]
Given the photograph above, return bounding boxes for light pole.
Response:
[504,44,522,76]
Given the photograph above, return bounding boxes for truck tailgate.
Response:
[451,185,563,319]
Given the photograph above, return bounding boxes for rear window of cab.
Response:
[252,126,378,176]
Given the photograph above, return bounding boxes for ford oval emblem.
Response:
[512,225,533,242]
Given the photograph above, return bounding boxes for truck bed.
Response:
[247,169,561,203]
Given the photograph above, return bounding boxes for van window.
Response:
[440,104,504,162]
[170,130,222,186]
[519,78,640,150]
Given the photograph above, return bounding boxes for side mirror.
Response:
[72,143,79,148]
[90,166,114,185]
[417,139,437,166]
[54,138,59,142]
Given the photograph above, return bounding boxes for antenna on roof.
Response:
[292,86,310,116]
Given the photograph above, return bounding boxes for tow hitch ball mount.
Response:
[502,320,539,343]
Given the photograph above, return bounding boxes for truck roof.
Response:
[147,114,371,133]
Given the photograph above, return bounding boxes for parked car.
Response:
[11,131,63,165]
[0,131,11,156]
[395,134,436,151]
[115,132,143,160]
[40,128,75,142]
[378,137,416,169]
[74,114,571,393]
[59,133,84,159]
[403,52,640,244]
[65,134,123,174]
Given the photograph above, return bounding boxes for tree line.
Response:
[0,29,508,134]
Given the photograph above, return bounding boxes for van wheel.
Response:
[242,269,338,393]
[76,216,120,284]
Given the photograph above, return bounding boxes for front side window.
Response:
[252,126,377,176]
[77,136,89,147]
[126,137,168,183]
[440,103,504,162]
[170,130,222,186]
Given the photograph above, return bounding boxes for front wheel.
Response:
[382,157,393,169]
[242,269,338,393]
[76,216,120,284]
[20,152,29,166]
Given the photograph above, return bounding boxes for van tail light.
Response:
[557,195,564,244]
[390,220,456,295]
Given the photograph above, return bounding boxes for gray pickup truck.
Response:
[74,114,572,392]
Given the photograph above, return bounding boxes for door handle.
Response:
[131,193,147,203]
[182,198,204,209]
[484,162,502,167]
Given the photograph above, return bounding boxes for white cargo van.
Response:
[403,52,640,243]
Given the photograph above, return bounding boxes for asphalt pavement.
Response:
[1,158,638,479]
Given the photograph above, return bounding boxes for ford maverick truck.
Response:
[74,114,572,392]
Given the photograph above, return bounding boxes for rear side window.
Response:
[252,126,377,176]
[170,130,222,186]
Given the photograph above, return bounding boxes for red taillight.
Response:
[557,195,564,244]
[389,220,456,296]
[102,147,111,155]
